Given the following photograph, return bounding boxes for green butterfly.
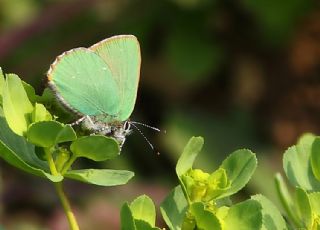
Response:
[47,35,141,147]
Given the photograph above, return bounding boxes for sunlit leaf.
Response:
[65,169,134,186]
[190,202,221,230]
[219,149,257,198]
[252,194,288,230]
[176,136,204,177]
[130,195,156,227]
[27,121,76,147]
[295,187,312,228]
[70,135,119,161]
[283,134,320,191]
[224,200,262,230]
[2,74,33,136]
[160,186,188,230]
[32,103,52,123]
[0,108,62,182]
[274,173,300,227]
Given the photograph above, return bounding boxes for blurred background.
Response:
[0,0,319,229]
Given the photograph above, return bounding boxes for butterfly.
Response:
[47,35,141,147]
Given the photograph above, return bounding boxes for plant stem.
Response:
[44,147,79,229]
[61,155,77,175]
[45,147,58,176]
[54,182,80,230]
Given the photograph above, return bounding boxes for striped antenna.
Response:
[130,122,160,155]
[129,121,165,133]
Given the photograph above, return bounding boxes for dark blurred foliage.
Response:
[0,0,320,228]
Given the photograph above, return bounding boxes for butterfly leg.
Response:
[69,116,86,126]
[119,138,126,151]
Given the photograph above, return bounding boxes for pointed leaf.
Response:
[274,173,300,227]
[224,199,262,230]
[130,195,156,227]
[65,169,134,186]
[176,136,204,202]
[70,135,119,161]
[295,187,312,228]
[121,203,136,230]
[22,80,37,103]
[219,149,257,198]
[160,185,188,230]
[176,136,204,177]
[2,74,33,136]
[32,103,52,123]
[252,194,288,230]
[27,121,76,147]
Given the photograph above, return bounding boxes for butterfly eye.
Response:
[124,121,131,131]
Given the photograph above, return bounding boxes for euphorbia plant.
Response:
[0,68,134,229]
[121,137,288,230]
[0,67,306,230]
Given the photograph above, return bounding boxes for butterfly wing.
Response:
[90,35,141,121]
[47,48,120,118]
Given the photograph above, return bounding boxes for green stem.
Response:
[44,147,58,176]
[54,182,80,230]
[61,155,77,175]
[44,147,79,229]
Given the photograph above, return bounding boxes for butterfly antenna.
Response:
[130,122,160,155]
[130,121,166,133]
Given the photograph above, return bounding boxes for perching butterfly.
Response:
[47,35,141,147]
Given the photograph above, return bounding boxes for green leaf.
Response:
[308,192,320,216]
[176,136,204,177]
[219,149,257,198]
[0,108,62,182]
[311,137,320,182]
[176,136,204,201]
[70,135,119,161]
[130,195,156,227]
[252,194,288,230]
[274,173,300,227]
[32,103,52,123]
[65,169,134,186]
[160,185,188,230]
[27,121,76,147]
[190,202,221,230]
[295,187,312,228]
[135,220,159,230]
[121,203,136,230]
[298,133,316,146]
[283,134,320,191]
[224,199,262,230]
[22,80,37,103]
[0,67,4,105]
[2,74,33,136]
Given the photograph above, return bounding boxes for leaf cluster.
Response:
[121,137,287,230]
[0,68,134,186]
[276,133,320,229]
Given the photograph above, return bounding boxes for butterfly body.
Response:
[47,35,141,146]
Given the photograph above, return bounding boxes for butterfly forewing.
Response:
[90,35,141,121]
[48,48,120,118]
